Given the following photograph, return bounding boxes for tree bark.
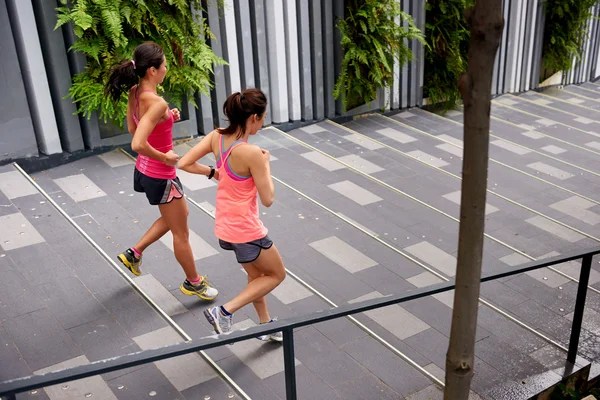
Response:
[443,1,504,400]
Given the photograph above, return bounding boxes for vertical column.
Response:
[31,0,84,153]
[530,1,545,90]
[250,0,272,125]
[284,0,302,122]
[408,0,419,106]
[506,0,520,91]
[221,0,241,94]
[333,0,344,115]
[415,0,425,106]
[207,2,228,126]
[310,0,324,120]
[391,0,401,110]
[400,0,410,109]
[6,0,62,155]
[235,0,255,89]
[265,0,289,124]
[522,0,538,91]
[297,0,313,121]
[512,0,526,91]
[322,0,336,118]
[0,0,38,161]
[192,6,214,134]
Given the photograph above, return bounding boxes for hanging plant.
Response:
[55,0,226,127]
[542,0,598,78]
[423,0,473,111]
[333,0,423,111]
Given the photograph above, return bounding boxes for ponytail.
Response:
[220,88,268,138]
[104,41,165,101]
[105,60,138,101]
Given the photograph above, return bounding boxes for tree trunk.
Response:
[443,1,504,400]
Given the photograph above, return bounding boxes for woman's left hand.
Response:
[171,108,181,122]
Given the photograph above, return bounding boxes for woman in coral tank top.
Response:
[104,42,218,301]
[179,89,286,341]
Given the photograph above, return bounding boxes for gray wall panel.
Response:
[0,0,38,160]
[310,0,325,121]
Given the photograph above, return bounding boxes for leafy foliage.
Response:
[55,0,225,127]
[333,0,423,111]
[542,0,598,77]
[423,0,473,111]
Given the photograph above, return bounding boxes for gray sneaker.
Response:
[204,306,233,335]
[257,318,283,342]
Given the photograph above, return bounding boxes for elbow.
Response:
[131,139,144,153]
[178,159,191,172]
[261,195,274,208]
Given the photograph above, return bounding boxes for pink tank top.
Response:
[214,134,268,243]
[133,88,176,180]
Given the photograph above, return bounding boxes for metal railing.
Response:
[1,248,599,399]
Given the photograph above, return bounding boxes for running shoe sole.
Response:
[203,309,222,334]
[117,254,141,276]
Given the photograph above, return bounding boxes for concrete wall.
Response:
[0,0,39,161]
[1,0,600,165]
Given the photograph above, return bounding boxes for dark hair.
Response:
[220,88,268,138]
[104,42,165,101]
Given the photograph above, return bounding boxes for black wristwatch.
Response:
[208,166,215,180]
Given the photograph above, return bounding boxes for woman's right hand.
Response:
[163,150,179,166]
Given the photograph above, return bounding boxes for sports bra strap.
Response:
[134,86,159,122]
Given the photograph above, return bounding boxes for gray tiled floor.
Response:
[5,85,600,399]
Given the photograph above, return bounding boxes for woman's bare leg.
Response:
[222,245,286,314]
[158,197,199,281]
[133,216,169,253]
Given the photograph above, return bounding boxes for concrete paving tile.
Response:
[376,127,418,144]
[0,170,38,199]
[225,319,300,380]
[3,308,82,371]
[133,326,216,391]
[0,212,45,251]
[181,376,241,400]
[264,364,343,400]
[333,373,401,399]
[328,180,383,206]
[53,174,107,202]
[133,274,188,316]
[105,364,183,400]
[349,291,430,340]
[0,259,46,318]
[0,326,34,382]
[97,151,135,168]
[39,275,109,329]
[309,236,378,273]
[336,154,385,174]
[216,354,283,400]
[34,355,117,399]
[95,287,169,338]
[404,241,456,277]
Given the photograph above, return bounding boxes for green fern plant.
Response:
[542,0,599,78]
[55,0,226,127]
[423,0,473,111]
[333,0,423,112]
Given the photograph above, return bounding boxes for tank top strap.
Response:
[133,88,159,123]
[221,139,247,167]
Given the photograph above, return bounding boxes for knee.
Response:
[171,229,189,243]
[275,268,286,284]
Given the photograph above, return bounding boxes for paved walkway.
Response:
[2,83,600,399]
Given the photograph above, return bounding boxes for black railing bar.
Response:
[480,247,600,282]
[2,247,600,396]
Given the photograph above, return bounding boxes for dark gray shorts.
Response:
[219,235,273,264]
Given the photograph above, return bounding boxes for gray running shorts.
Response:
[219,235,273,264]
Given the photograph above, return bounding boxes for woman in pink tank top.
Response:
[179,89,286,341]
[104,42,218,301]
